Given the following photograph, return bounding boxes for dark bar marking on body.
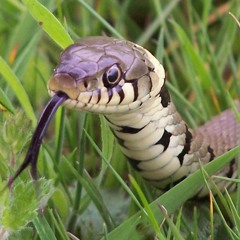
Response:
[178,127,193,165]
[226,158,236,178]
[120,125,144,134]
[155,129,172,151]
[127,157,142,171]
[208,146,216,161]
[115,85,125,103]
[132,80,138,102]
[96,88,101,104]
[107,88,113,103]
[159,84,170,108]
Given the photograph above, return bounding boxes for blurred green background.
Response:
[0,1,240,239]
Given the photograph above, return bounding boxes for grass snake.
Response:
[8,36,240,197]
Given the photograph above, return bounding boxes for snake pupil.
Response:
[103,65,121,87]
[107,68,118,82]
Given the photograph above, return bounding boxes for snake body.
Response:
[48,36,239,196]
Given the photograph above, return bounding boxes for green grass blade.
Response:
[32,215,57,240]
[155,28,164,62]
[82,170,115,230]
[216,1,240,70]
[83,129,145,214]
[97,116,115,186]
[129,175,165,240]
[0,88,15,113]
[23,0,73,49]
[48,209,70,240]
[4,6,40,61]
[13,31,41,76]
[201,0,212,31]
[104,146,240,239]
[77,0,124,39]
[159,205,185,240]
[167,82,205,122]
[199,162,238,238]
[225,190,240,234]
[54,107,65,164]
[171,20,213,118]
[0,57,36,126]
[136,0,181,46]
[61,157,115,230]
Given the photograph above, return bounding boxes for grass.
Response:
[0,0,240,239]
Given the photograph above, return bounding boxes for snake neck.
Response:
[104,92,212,189]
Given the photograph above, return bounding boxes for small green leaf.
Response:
[1,179,54,231]
[1,110,32,159]
[7,227,33,240]
[2,182,38,230]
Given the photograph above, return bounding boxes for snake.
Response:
[8,36,239,197]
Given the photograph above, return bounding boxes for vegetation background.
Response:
[0,0,240,239]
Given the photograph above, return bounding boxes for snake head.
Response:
[48,36,165,114]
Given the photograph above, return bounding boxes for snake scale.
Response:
[10,36,240,197]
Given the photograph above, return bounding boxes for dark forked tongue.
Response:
[7,92,68,189]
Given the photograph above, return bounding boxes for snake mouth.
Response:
[48,72,99,102]
[48,73,80,99]
[6,91,68,189]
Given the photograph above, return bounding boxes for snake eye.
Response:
[103,65,122,87]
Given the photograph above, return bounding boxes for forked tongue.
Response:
[7,92,68,188]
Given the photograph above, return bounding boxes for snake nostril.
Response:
[84,81,88,89]
[81,78,98,91]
